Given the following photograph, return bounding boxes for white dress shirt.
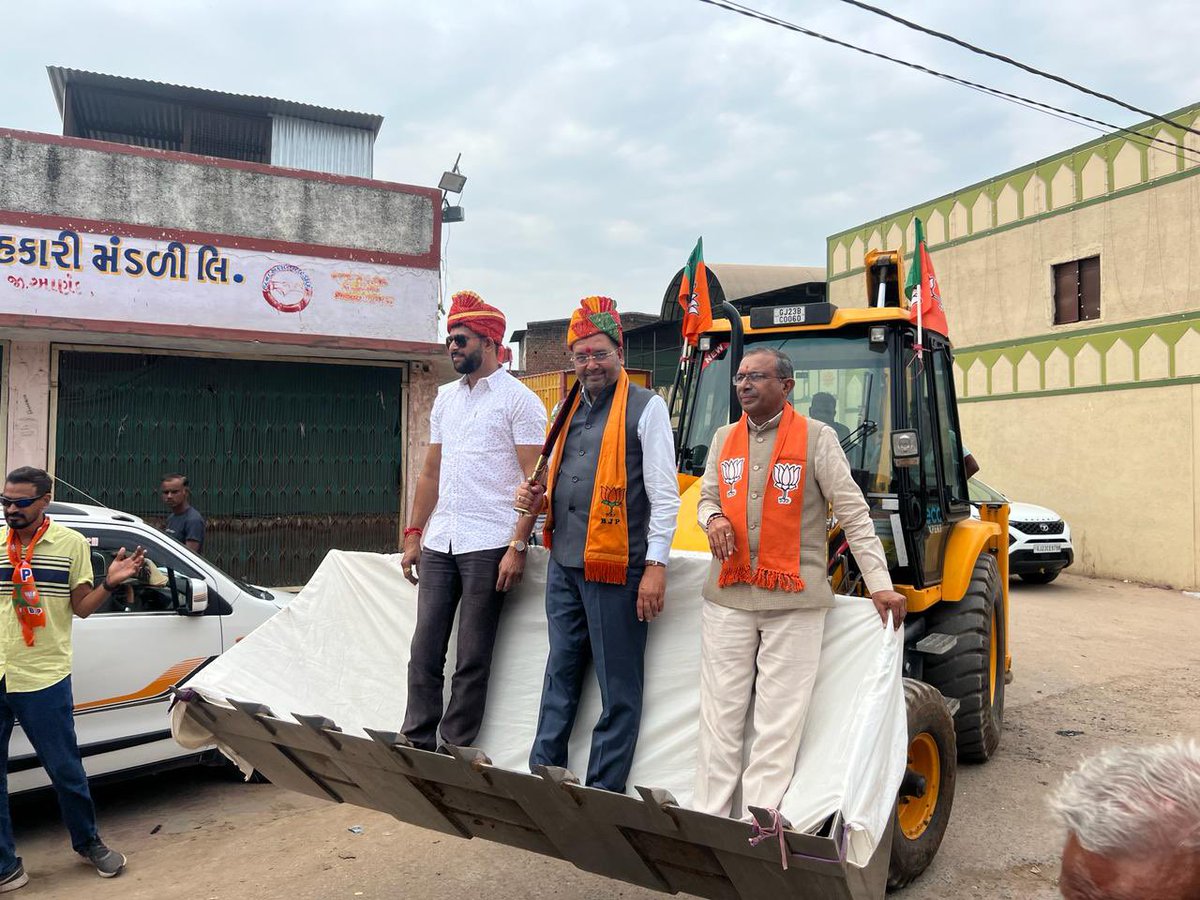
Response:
[423,368,548,554]
[578,386,680,566]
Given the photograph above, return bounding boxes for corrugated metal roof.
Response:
[47,66,383,133]
[271,115,374,178]
[65,85,274,161]
[659,263,827,320]
[707,264,826,302]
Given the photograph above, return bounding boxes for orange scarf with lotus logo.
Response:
[716,403,808,592]
[543,368,631,584]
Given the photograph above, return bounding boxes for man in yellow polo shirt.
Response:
[0,466,143,890]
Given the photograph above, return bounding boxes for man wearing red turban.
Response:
[401,291,547,753]
[445,290,512,365]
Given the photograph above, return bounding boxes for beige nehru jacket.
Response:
[696,412,893,611]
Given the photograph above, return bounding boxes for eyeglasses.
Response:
[445,334,473,349]
[732,373,781,386]
[569,350,615,365]
[0,494,47,509]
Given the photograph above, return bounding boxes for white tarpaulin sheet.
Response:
[174,547,907,865]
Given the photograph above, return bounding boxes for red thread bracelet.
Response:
[403,527,423,538]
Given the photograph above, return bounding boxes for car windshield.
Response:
[968,477,1008,504]
[228,575,276,601]
[680,328,895,491]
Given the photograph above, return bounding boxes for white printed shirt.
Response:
[423,368,548,554]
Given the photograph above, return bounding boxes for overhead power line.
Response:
[694,0,1200,165]
[832,0,1200,141]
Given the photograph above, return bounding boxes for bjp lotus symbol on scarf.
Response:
[599,485,626,525]
[772,462,802,504]
[720,457,745,498]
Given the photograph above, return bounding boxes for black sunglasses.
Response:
[0,494,47,509]
[445,334,473,349]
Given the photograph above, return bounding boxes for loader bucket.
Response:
[183,696,891,900]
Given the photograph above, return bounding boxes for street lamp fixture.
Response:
[438,171,467,193]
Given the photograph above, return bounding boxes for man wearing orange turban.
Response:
[444,289,512,365]
[401,291,547,753]
[516,296,680,794]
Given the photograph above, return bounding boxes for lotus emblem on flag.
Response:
[772,463,803,504]
[720,457,745,498]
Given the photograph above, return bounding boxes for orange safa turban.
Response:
[567,296,622,348]
[447,290,511,363]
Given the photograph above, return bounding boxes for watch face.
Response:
[512,540,527,552]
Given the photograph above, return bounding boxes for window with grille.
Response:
[1053,256,1101,324]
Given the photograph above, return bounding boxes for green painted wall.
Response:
[53,351,404,586]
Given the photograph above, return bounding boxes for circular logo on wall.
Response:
[261,264,313,313]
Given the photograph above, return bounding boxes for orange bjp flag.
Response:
[678,237,713,346]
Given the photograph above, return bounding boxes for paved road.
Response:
[8,573,1200,898]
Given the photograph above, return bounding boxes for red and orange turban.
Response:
[567,296,622,348]
[447,290,511,363]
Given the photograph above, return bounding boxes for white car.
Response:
[8,502,289,794]
[968,478,1074,584]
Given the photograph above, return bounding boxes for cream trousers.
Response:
[693,601,827,818]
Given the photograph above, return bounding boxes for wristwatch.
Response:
[509,539,528,553]
[645,559,666,568]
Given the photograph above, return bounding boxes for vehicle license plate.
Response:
[773,305,808,326]
[1032,543,1060,553]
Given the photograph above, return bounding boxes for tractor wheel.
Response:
[887,679,957,892]
[923,552,1005,763]
[1020,570,1059,585]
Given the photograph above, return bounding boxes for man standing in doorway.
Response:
[0,466,138,889]
[400,291,547,753]
[693,348,906,818]
[161,474,204,554]
[516,296,680,794]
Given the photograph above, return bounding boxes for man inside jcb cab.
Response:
[693,348,906,818]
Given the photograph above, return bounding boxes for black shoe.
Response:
[79,841,126,878]
[0,861,27,893]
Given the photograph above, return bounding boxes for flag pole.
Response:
[915,278,924,367]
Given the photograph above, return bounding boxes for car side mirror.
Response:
[171,572,209,615]
[684,444,709,475]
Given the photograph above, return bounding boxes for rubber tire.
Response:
[887,679,957,892]
[922,552,1005,763]
[1020,570,1059,584]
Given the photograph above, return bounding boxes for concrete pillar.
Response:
[404,361,440,530]
[5,341,52,473]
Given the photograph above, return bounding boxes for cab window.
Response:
[81,531,197,615]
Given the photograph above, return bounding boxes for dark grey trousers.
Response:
[402,545,508,751]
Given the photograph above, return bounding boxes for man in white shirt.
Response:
[516,296,680,794]
[400,291,547,752]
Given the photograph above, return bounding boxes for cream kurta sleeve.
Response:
[811,424,894,594]
[696,424,732,529]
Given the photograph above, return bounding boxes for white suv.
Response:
[7,502,289,794]
[968,478,1074,584]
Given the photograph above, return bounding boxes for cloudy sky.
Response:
[5,1,1200,335]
